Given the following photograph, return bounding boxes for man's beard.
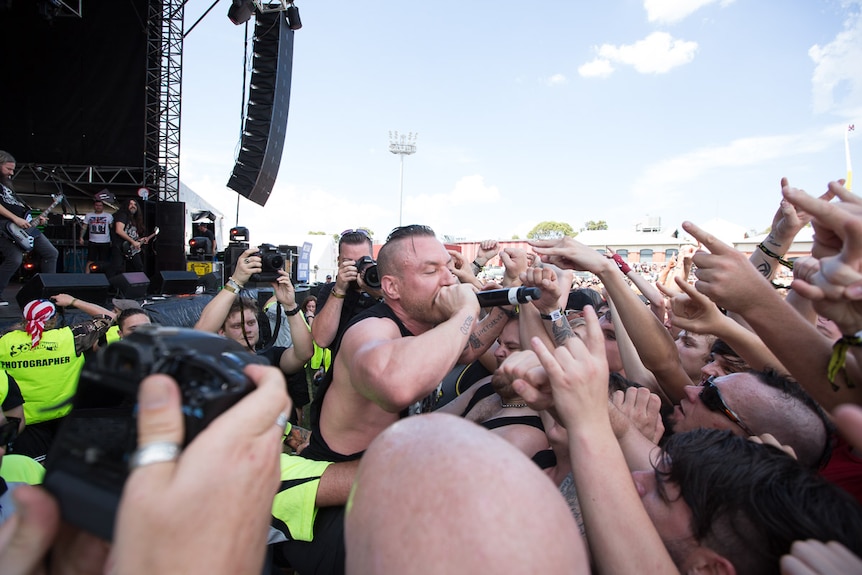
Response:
[399,292,445,327]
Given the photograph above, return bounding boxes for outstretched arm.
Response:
[660,277,787,374]
[531,237,691,404]
[530,307,678,575]
[683,215,862,410]
[272,271,314,373]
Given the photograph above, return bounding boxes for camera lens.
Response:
[265,253,284,270]
[361,264,380,289]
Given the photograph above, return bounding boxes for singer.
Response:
[0,151,59,305]
[275,224,510,574]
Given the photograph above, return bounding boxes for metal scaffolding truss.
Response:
[144,0,184,203]
[20,164,145,189]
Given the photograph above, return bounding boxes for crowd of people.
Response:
[1,175,862,575]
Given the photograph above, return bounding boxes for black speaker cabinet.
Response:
[149,271,199,295]
[198,272,222,294]
[16,273,110,308]
[110,272,150,299]
[226,12,294,207]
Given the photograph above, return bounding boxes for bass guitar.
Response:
[0,194,65,252]
[122,226,159,259]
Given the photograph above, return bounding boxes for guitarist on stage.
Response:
[0,151,59,306]
[109,197,148,276]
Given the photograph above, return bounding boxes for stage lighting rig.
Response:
[228,0,255,25]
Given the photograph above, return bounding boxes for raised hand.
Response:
[782,183,862,333]
[656,276,726,336]
[474,239,500,267]
[500,247,528,286]
[530,236,608,274]
[682,221,772,315]
[273,270,297,308]
[529,306,610,431]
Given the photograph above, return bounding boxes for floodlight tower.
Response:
[388,131,418,226]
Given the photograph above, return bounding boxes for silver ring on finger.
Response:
[244,258,251,264]
[129,441,182,470]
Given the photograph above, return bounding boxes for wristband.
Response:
[223,278,243,294]
[757,243,794,270]
[70,298,77,307]
[611,253,631,274]
[827,332,862,390]
[539,308,564,321]
[330,290,346,299]
[470,260,483,274]
[285,306,301,316]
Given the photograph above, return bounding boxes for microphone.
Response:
[476,287,541,307]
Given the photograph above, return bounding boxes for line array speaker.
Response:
[226,11,295,207]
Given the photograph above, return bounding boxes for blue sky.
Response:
[179,0,861,244]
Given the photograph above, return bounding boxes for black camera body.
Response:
[250,243,287,283]
[355,255,380,289]
[43,325,267,541]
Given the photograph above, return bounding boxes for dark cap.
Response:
[112,298,142,311]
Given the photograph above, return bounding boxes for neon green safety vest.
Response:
[105,325,121,344]
[0,328,83,424]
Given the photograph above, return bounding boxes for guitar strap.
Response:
[0,181,31,219]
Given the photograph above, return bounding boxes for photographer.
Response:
[1,294,115,458]
[0,364,291,574]
[312,229,382,357]
[194,248,313,416]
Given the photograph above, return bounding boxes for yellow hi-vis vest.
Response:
[0,328,83,424]
[105,325,121,344]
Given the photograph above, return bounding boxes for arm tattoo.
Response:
[757,261,772,278]
[459,314,474,335]
[467,309,506,346]
[551,318,575,347]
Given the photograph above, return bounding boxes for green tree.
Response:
[511,234,520,240]
[308,231,327,235]
[527,221,575,240]
[584,220,608,231]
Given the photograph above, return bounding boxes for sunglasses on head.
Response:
[699,376,755,436]
[340,229,370,238]
[0,417,21,448]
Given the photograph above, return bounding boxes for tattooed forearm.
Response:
[551,318,575,347]
[756,261,772,278]
[467,309,507,349]
[459,314,474,335]
[474,308,506,337]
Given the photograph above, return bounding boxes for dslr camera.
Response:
[250,243,288,283]
[355,255,380,289]
[43,325,268,541]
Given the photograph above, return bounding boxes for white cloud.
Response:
[546,73,568,86]
[630,125,840,212]
[405,175,501,237]
[644,0,736,25]
[809,8,862,116]
[591,32,698,74]
[578,58,615,78]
